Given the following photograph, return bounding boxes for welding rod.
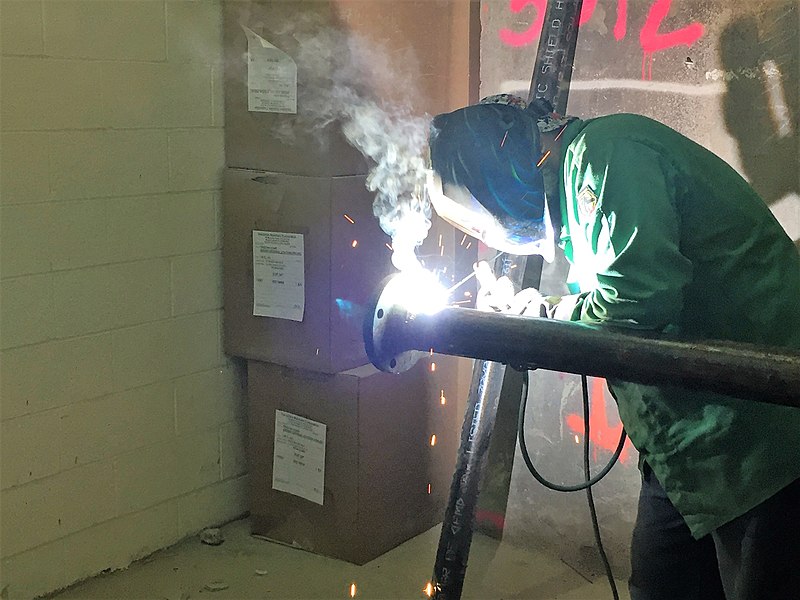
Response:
[366,304,800,409]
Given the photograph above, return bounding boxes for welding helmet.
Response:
[427,94,555,260]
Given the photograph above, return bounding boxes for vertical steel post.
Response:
[430,2,584,598]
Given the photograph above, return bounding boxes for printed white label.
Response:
[243,26,297,114]
[252,231,304,321]
[272,410,326,505]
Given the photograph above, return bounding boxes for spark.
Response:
[430,434,437,446]
[343,214,355,224]
[385,243,393,251]
[574,435,580,444]
[460,233,468,245]
[500,130,509,148]
[427,483,432,494]
[464,291,472,298]
[440,245,444,256]
[465,242,472,250]
[536,150,551,168]
[440,390,446,405]
[438,234,443,246]
[430,362,437,372]
[424,582,434,597]
[350,582,357,597]
[429,348,434,356]
[451,300,471,305]
[351,239,358,248]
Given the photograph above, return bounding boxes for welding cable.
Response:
[517,371,622,600]
[517,371,627,492]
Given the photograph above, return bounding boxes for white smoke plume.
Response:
[270,12,433,271]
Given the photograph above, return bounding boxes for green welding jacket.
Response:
[556,114,800,539]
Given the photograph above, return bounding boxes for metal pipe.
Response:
[366,303,800,408]
[425,1,586,595]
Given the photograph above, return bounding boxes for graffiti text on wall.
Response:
[499,0,705,80]
[565,377,633,463]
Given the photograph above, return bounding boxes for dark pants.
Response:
[629,464,800,600]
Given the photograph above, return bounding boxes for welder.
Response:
[427,94,800,600]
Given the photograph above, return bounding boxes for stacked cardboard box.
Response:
[222,0,477,563]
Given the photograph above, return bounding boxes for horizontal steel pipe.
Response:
[366,303,800,408]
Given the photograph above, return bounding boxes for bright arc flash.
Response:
[382,271,448,316]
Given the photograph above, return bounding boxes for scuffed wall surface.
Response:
[477,0,799,578]
[0,2,247,598]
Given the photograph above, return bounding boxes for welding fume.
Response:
[414,93,800,599]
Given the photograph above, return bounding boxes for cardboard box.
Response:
[222,0,478,175]
[222,167,394,372]
[247,357,460,564]
[222,167,465,373]
[222,1,368,175]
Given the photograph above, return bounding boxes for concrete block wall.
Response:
[0,2,247,597]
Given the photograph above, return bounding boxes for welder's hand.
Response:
[475,261,515,312]
[475,261,548,316]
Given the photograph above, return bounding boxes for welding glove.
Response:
[475,261,553,316]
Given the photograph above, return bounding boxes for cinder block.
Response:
[165,193,219,255]
[170,311,222,378]
[49,130,169,201]
[61,502,179,584]
[0,335,112,419]
[107,259,172,328]
[0,411,61,489]
[43,0,166,61]
[60,382,174,467]
[0,274,53,349]
[176,429,221,494]
[107,193,218,262]
[99,62,214,129]
[59,460,118,535]
[51,267,114,338]
[174,366,244,435]
[0,539,66,600]
[219,419,247,480]
[50,200,110,271]
[0,133,50,204]
[0,58,105,131]
[0,343,56,420]
[52,333,115,405]
[168,128,225,191]
[176,475,248,535]
[0,1,44,56]
[166,0,224,64]
[171,251,222,316]
[160,63,215,128]
[115,442,179,514]
[0,476,63,556]
[211,65,224,127]
[111,320,174,391]
[0,203,52,277]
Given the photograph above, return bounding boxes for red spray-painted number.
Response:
[499,0,703,77]
[565,377,632,463]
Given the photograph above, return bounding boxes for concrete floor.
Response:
[48,518,629,600]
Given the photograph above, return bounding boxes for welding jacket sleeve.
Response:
[558,138,693,330]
